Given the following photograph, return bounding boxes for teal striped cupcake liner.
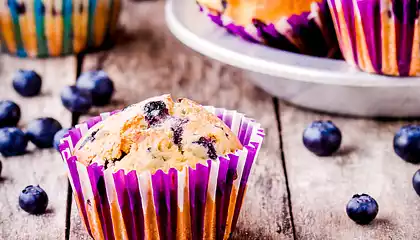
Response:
[0,0,121,58]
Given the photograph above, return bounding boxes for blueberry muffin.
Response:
[197,0,322,25]
[197,0,340,58]
[74,94,242,172]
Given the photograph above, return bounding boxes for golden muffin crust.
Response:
[74,95,242,173]
[198,0,322,25]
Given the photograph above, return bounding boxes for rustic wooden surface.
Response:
[3,1,420,240]
[279,103,420,240]
[0,55,75,239]
[70,1,292,239]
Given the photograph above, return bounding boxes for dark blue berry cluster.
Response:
[0,98,63,157]
[393,125,420,198]
[61,70,114,114]
[0,70,115,216]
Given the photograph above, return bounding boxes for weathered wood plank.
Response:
[279,102,420,240]
[69,1,293,239]
[0,55,75,239]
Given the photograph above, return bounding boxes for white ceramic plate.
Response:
[165,0,420,117]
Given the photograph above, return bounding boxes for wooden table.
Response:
[1,1,419,240]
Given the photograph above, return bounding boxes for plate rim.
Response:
[165,0,420,87]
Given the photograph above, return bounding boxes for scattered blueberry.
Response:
[60,86,92,114]
[19,185,49,215]
[413,169,420,196]
[53,128,70,151]
[194,137,217,160]
[394,125,420,163]
[346,193,378,225]
[0,127,28,156]
[12,70,42,97]
[144,101,169,125]
[302,120,342,156]
[26,117,62,148]
[0,100,21,127]
[76,71,114,106]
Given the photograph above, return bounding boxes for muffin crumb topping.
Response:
[74,95,242,172]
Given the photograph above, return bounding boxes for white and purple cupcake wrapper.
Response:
[59,107,264,240]
[328,0,420,76]
[197,0,341,58]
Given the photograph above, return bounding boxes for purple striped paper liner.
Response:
[59,106,264,239]
[197,3,262,43]
[328,0,420,76]
[197,1,341,58]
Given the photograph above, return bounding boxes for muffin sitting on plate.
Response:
[60,94,264,239]
[197,0,341,58]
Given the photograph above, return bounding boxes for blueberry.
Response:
[194,137,217,160]
[0,100,21,127]
[26,118,62,148]
[171,118,188,146]
[0,127,28,156]
[413,169,420,196]
[394,125,420,163]
[19,185,48,214]
[76,71,114,106]
[302,120,342,156]
[0,160,2,177]
[346,194,378,225]
[172,126,183,145]
[60,86,92,114]
[53,128,70,151]
[144,101,169,126]
[12,70,42,97]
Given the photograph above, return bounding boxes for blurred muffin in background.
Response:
[0,0,121,58]
[197,0,341,58]
[328,0,419,76]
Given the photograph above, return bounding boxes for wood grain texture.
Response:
[279,103,420,240]
[0,55,75,239]
[70,1,293,239]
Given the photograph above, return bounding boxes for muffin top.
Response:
[199,0,321,25]
[74,95,242,173]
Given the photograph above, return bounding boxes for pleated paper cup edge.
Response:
[59,106,264,239]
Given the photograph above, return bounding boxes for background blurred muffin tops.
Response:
[74,94,242,173]
[197,0,322,25]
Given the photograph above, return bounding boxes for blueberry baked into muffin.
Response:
[74,94,242,172]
